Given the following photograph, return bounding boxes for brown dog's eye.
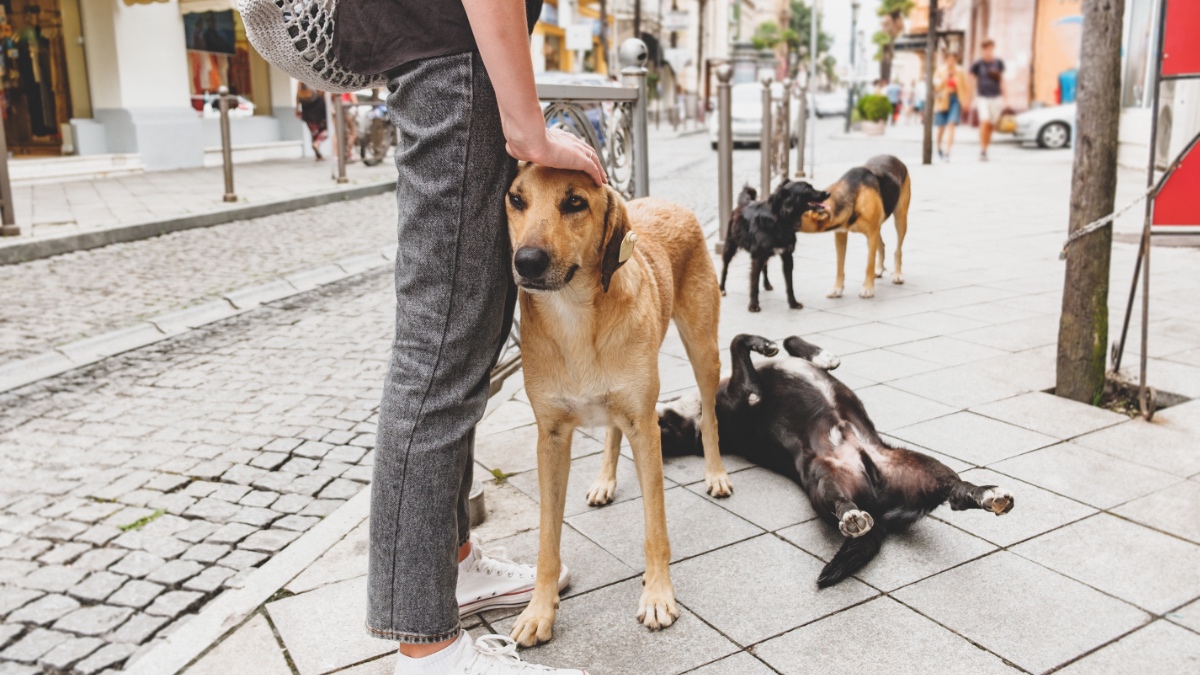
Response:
[562,195,588,213]
[508,193,526,211]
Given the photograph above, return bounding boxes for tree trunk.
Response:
[1056,0,1125,404]
[881,42,894,82]
[600,0,609,73]
[922,0,938,165]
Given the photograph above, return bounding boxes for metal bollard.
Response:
[218,86,237,203]
[716,64,733,252]
[332,94,349,184]
[0,117,17,236]
[794,86,807,178]
[780,79,791,180]
[760,77,773,198]
[620,38,650,199]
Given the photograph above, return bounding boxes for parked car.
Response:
[191,94,256,119]
[813,90,850,118]
[1014,103,1076,149]
[708,82,799,149]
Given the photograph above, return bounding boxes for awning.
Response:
[179,0,239,13]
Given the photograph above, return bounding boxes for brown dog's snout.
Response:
[514,246,551,279]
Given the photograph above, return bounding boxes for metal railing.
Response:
[716,74,795,249]
[487,38,651,396]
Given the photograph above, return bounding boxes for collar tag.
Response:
[618,231,638,263]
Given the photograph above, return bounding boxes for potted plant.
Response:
[857,94,893,135]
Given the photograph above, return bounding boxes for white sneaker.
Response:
[454,634,587,674]
[457,535,569,617]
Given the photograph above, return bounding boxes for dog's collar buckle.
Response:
[618,231,638,263]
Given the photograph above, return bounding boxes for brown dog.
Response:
[800,155,911,299]
[505,164,729,646]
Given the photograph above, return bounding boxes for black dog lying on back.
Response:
[658,334,1015,587]
[720,181,830,312]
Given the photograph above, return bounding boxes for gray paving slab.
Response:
[970,391,1128,440]
[883,335,1009,367]
[1113,480,1200,545]
[184,614,290,675]
[777,516,996,591]
[566,486,763,570]
[474,426,603,476]
[1169,598,1200,633]
[1072,419,1200,478]
[285,522,369,596]
[892,411,1058,466]
[889,365,1030,409]
[893,551,1150,674]
[267,576,392,675]
[841,384,957,433]
[832,348,945,384]
[990,442,1182,509]
[683,652,777,674]
[1057,620,1200,674]
[492,577,740,675]
[941,468,1097,547]
[756,597,1019,675]
[507,451,656,519]
[672,534,877,644]
[818,322,934,349]
[658,451,754,487]
[683,466,817,531]
[1012,514,1200,614]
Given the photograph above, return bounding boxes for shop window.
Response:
[185,9,267,117]
[0,0,74,155]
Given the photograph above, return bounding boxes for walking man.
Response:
[969,39,1005,161]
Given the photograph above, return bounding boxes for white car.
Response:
[1014,103,1075,149]
[813,91,850,118]
[709,82,800,149]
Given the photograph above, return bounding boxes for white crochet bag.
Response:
[238,0,389,93]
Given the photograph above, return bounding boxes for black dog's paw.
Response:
[788,301,803,310]
[719,287,727,296]
[763,280,774,291]
[745,336,778,357]
[748,303,761,313]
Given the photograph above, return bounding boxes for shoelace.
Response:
[470,634,554,673]
[471,540,533,579]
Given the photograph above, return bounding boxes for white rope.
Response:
[1059,182,1156,260]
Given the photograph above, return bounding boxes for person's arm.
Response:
[462,0,606,185]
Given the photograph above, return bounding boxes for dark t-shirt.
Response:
[970,59,1005,98]
[333,0,543,77]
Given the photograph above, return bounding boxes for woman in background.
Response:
[296,82,328,161]
[933,51,970,161]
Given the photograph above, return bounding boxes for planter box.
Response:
[862,121,887,136]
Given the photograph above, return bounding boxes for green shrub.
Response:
[856,94,893,122]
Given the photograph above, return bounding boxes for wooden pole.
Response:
[921,0,938,165]
[1055,0,1126,404]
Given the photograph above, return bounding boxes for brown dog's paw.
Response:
[980,487,1015,515]
[637,582,680,631]
[892,273,904,285]
[839,509,874,537]
[705,471,733,498]
[858,286,875,299]
[585,478,617,506]
[510,602,558,647]
[827,287,844,299]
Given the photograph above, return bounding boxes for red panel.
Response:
[1162,0,1200,77]
[1153,142,1200,226]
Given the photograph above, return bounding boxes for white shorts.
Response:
[976,96,1004,125]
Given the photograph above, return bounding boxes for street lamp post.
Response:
[845,1,859,134]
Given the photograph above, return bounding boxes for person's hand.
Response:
[507,126,607,186]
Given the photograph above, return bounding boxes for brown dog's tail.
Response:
[817,525,885,588]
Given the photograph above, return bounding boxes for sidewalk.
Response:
[0,158,396,264]
[159,139,1200,674]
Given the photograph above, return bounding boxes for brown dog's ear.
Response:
[599,187,631,292]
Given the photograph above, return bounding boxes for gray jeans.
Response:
[366,51,516,644]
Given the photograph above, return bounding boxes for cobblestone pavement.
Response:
[7,158,396,242]
[0,271,392,673]
[0,195,397,367]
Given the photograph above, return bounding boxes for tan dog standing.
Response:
[800,155,911,299]
[505,164,729,646]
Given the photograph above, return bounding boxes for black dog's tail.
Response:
[737,185,757,208]
[817,524,885,588]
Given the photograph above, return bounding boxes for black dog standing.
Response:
[720,181,829,312]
